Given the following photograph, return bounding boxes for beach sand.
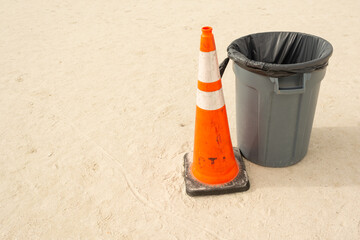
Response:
[0,0,359,239]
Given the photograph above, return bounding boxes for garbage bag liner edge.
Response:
[227,31,333,78]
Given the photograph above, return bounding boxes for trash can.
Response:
[219,32,333,167]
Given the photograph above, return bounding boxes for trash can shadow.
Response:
[243,126,360,189]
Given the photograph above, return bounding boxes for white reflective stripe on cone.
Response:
[196,88,225,111]
[198,50,221,83]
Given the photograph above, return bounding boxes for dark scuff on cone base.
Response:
[184,148,250,196]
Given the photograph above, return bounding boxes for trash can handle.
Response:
[219,57,230,77]
[269,73,311,95]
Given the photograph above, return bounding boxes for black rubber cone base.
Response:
[184,147,250,197]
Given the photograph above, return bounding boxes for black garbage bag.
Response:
[219,32,333,78]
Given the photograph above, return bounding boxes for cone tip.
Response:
[201,26,213,34]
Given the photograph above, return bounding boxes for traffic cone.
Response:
[184,26,249,196]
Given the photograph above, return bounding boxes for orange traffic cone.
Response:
[184,26,249,196]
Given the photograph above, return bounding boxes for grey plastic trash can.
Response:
[219,32,333,167]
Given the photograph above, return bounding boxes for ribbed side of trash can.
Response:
[233,64,326,167]
[221,32,333,167]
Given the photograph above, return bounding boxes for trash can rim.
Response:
[228,31,333,70]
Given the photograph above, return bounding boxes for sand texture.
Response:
[0,0,359,239]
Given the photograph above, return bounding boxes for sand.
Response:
[0,0,359,239]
